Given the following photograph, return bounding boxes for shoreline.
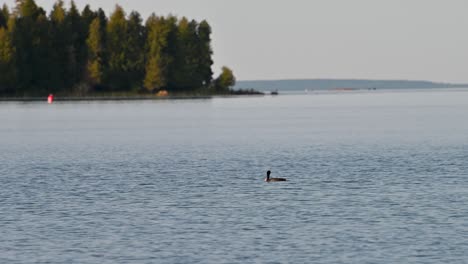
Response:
[0,94,266,102]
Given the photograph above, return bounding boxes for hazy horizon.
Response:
[236,78,467,84]
[3,0,468,83]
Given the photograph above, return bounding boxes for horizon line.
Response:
[236,78,468,85]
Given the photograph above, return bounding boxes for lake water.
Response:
[1,89,468,263]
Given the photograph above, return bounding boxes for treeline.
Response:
[0,0,235,96]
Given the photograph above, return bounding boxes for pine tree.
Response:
[197,20,213,86]
[144,15,173,91]
[171,17,201,91]
[81,4,96,28]
[106,5,128,90]
[86,17,105,85]
[12,0,50,94]
[48,0,67,91]
[126,11,146,89]
[64,1,87,90]
[163,15,178,90]
[31,12,51,93]
[16,0,40,18]
[0,26,16,93]
[50,0,65,23]
[0,4,9,28]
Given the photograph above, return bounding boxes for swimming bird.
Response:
[264,170,287,182]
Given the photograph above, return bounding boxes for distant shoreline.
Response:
[235,79,468,92]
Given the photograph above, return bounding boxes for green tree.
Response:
[16,0,41,18]
[86,17,105,85]
[106,5,128,90]
[126,11,146,89]
[0,4,9,28]
[81,4,96,28]
[106,7,146,91]
[144,15,173,91]
[50,0,65,23]
[12,0,51,94]
[214,66,236,92]
[64,1,87,91]
[96,8,107,30]
[197,20,213,86]
[162,15,178,90]
[11,0,40,89]
[32,12,51,92]
[170,17,202,91]
[48,0,67,91]
[0,26,16,93]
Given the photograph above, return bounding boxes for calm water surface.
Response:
[1,89,468,263]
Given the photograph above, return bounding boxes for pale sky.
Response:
[2,0,468,83]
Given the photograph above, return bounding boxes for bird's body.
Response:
[264,170,287,182]
[265,177,287,182]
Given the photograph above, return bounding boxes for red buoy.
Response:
[47,94,54,104]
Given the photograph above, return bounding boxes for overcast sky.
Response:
[3,0,468,83]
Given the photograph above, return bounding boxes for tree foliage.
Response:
[86,17,105,84]
[144,15,173,91]
[0,26,16,93]
[215,66,236,92]
[1,0,234,97]
[197,20,213,86]
[0,4,9,28]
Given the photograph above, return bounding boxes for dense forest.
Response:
[0,0,236,97]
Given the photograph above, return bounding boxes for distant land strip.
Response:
[235,79,468,92]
